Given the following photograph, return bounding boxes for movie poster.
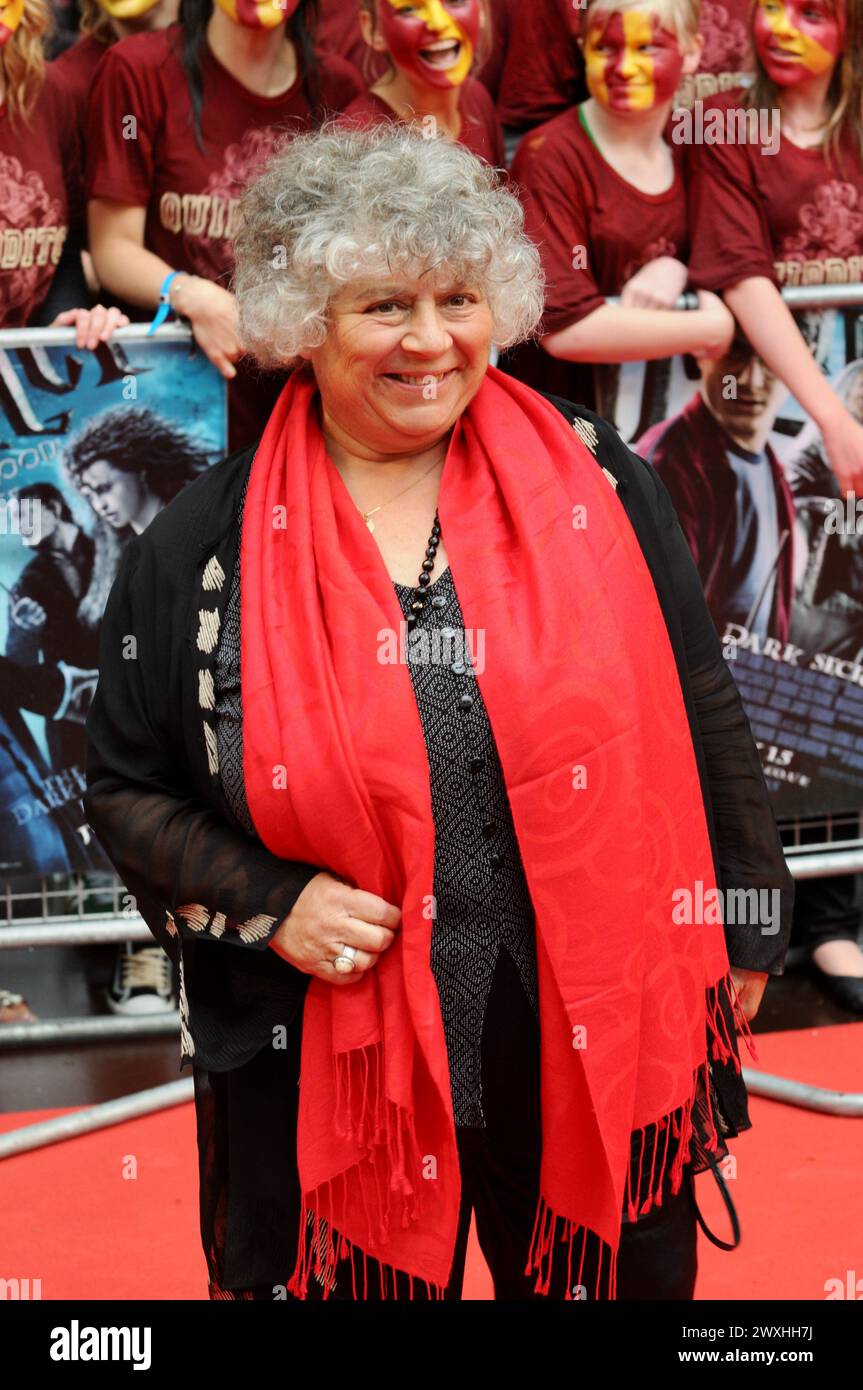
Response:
[0,327,227,879]
[605,304,863,820]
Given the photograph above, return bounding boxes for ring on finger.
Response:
[332,943,358,975]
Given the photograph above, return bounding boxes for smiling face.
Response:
[378,0,481,89]
[0,0,24,47]
[306,270,493,455]
[753,0,844,85]
[213,0,298,30]
[583,9,685,111]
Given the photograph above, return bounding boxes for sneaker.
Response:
[107,942,176,1015]
[0,988,37,1023]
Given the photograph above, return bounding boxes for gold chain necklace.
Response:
[359,455,445,533]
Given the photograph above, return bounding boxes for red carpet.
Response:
[1,1023,860,1300]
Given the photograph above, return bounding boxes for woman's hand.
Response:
[730,966,769,1022]
[818,409,863,498]
[619,256,690,310]
[169,274,242,380]
[51,305,130,350]
[269,870,401,985]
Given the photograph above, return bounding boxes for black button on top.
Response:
[481,821,496,839]
[469,756,485,774]
[458,693,474,711]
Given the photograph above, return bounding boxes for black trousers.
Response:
[199,948,697,1301]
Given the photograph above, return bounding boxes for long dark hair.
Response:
[174,0,322,152]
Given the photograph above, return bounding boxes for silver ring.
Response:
[333,944,358,975]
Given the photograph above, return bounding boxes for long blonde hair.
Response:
[2,0,52,122]
[745,0,863,166]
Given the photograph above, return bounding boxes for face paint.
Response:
[378,0,481,90]
[753,0,844,85]
[583,10,684,112]
[96,0,163,19]
[213,0,298,30]
[0,0,25,49]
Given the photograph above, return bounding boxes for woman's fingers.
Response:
[342,887,401,931]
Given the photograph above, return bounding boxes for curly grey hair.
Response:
[231,120,545,370]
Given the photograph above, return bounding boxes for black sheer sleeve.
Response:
[84,537,323,967]
[646,454,795,975]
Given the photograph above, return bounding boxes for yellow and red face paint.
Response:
[753,0,844,84]
[0,0,24,49]
[213,0,299,30]
[583,10,684,111]
[379,0,481,89]
[95,0,163,18]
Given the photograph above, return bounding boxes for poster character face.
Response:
[583,10,685,111]
[76,459,153,531]
[701,335,788,452]
[95,0,163,19]
[753,0,844,85]
[378,0,481,89]
[0,0,24,47]
[212,0,298,31]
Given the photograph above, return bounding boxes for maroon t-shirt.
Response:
[85,24,362,450]
[688,89,863,292]
[475,0,518,102]
[502,103,687,406]
[679,0,753,105]
[511,104,688,332]
[342,79,505,167]
[51,29,111,131]
[497,0,584,130]
[0,68,82,327]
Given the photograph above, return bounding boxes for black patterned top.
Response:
[214,481,540,1129]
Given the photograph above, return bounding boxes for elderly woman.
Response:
[85,123,794,1302]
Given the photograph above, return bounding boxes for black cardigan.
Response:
[84,392,795,1073]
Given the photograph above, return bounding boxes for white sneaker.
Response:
[107,943,176,1015]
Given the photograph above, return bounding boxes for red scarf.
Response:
[241,363,756,1300]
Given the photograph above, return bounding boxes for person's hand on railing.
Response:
[619,256,690,310]
[269,870,402,986]
[50,305,130,351]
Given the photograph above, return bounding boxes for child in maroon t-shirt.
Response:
[503,0,733,407]
[85,0,362,452]
[342,1,504,167]
[0,0,127,342]
[52,0,180,150]
[687,0,863,497]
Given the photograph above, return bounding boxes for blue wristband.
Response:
[147,269,184,336]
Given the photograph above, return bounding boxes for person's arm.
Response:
[84,537,323,964]
[85,45,240,376]
[724,276,863,497]
[541,290,734,363]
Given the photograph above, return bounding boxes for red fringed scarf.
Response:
[240,362,756,1300]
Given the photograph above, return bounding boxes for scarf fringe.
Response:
[288,972,754,1300]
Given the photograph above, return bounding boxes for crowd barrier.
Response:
[2,293,862,1156]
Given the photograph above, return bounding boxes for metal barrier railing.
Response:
[2,303,862,1152]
